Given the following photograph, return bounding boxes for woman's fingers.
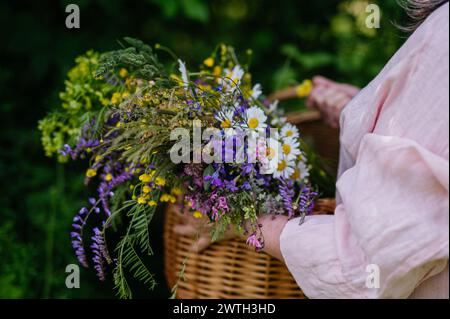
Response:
[173,224,198,236]
[191,236,212,253]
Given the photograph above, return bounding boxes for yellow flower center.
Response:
[248,118,259,129]
[286,130,293,137]
[282,144,291,155]
[277,160,286,171]
[221,119,232,129]
[105,173,113,182]
[267,147,276,159]
[290,168,300,180]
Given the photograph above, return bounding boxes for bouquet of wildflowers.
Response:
[38,38,318,298]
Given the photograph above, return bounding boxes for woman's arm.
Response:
[256,214,289,262]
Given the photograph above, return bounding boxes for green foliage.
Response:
[112,201,158,299]
[38,50,115,162]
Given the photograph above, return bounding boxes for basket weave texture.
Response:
[164,198,335,299]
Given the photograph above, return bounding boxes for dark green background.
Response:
[0,0,407,298]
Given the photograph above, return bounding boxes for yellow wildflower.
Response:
[122,92,130,99]
[154,176,166,187]
[111,92,122,105]
[160,194,176,203]
[86,168,97,178]
[171,187,183,196]
[148,200,157,207]
[213,66,222,77]
[105,173,113,182]
[142,185,151,194]
[203,57,214,68]
[193,211,203,219]
[137,196,147,205]
[139,173,152,183]
[296,79,313,98]
[119,68,128,78]
[95,155,102,162]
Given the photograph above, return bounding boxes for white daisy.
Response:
[281,136,301,160]
[215,108,235,129]
[280,123,300,139]
[251,84,262,100]
[290,160,310,182]
[259,138,281,174]
[178,59,189,89]
[245,106,267,134]
[222,65,245,92]
[273,157,295,179]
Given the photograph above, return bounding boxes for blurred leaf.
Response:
[180,0,210,23]
[149,0,179,18]
[272,62,297,90]
[281,44,334,70]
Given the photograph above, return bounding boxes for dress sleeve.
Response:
[280,133,449,298]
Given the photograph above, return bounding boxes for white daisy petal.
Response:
[178,59,189,89]
[251,84,263,100]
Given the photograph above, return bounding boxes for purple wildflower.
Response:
[70,207,89,268]
[91,227,111,281]
[224,179,238,192]
[246,233,263,250]
[279,179,295,218]
[298,184,318,217]
[241,181,252,190]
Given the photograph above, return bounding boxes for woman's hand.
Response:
[307,76,360,128]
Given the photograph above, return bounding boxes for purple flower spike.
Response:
[279,179,295,218]
[90,227,112,281]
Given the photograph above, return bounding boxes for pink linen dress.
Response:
[280,3,449,298]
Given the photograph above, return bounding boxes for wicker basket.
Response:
[164,198,335,299]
